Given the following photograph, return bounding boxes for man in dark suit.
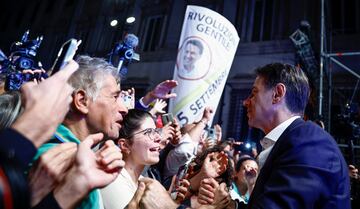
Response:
[119,63,351,209]
[241,63,350,208]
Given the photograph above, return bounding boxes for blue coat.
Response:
[247,119,350,209]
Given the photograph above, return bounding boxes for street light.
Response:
[126,16,135,24]
[110,19,118,27]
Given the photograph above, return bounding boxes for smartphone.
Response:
[121,94,134,109]
[51,38,81,75]
[161,113,174,125]
[172,163,189,200]
[208,128,216,139]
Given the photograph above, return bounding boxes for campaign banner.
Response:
[169,5,240,126]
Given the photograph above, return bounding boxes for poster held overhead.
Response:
[169,5,240,126]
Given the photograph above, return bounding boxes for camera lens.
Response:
[124,49,134,59]
[18,58,33,69]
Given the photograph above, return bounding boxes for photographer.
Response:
[0,31,47,91]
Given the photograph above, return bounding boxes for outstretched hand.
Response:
[53,133,125,209]
[201,151,228,178]
[77,134,124,189]
[142,80,178,106]
[149,99,167,116]
[151,80,178,99]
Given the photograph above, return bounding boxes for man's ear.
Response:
[118,138,131,155]
[73,89,90,114]
[273,83,286,104]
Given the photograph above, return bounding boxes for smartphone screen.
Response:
[161,113,174,125]
[51,39,81,75]
[121,94,134,109]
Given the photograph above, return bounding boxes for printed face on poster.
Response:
[176,37,212,81]
[169,5,240,126]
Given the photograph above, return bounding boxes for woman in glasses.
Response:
[101,109,162,209]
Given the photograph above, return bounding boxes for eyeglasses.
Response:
[130,128,161,141]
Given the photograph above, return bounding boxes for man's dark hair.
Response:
[255,63,310,114]
[186,39,204,55]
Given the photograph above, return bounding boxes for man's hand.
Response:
[139,177,179,209]
[95,139,125,173]
[53,133,124,209]
[79,136,124,188]
[349,165,359,179]
[142,80,178,106]
[160,124,173,146]
[200,152,228,179]
[211,183,231,209]
[175,178,191,203]
[214,124,222,143]
[202,107,214,123]
[169,119,182,145]
[29,142,77,206]
[11,60,78,147]
[198,179,232,209]
[198,178,218,205]
[126,182,146,209]
[150,80,178,99]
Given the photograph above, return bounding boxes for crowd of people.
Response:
[0,54,359,209]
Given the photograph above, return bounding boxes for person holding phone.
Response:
[163,107,213,182]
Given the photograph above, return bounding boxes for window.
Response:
[236,0,280,42]
[330,0,359,34]
[226,89,249,139]
[141,15,164,52]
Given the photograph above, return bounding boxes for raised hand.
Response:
[150,80,178,99]
[149,99,167,116]
[201,107,214,123]
[214,124,222,143]
[169,118,182,145]
[142,80,178,106]
[201,151,228,178]
[29,142,77,206]
[53,133,125,209]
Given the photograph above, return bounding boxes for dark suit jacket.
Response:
[247,119,350,209]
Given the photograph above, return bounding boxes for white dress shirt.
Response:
[258,116,300,170]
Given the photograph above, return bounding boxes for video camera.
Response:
[0,30,47,90]
[108,34,140,80]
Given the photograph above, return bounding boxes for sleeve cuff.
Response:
[139,97,151,108]
[0,128,37,169]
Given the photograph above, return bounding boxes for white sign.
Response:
[169,5,240,126]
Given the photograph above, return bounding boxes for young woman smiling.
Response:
[101,109,162,209]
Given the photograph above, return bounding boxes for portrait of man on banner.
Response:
[176,37,211,80]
